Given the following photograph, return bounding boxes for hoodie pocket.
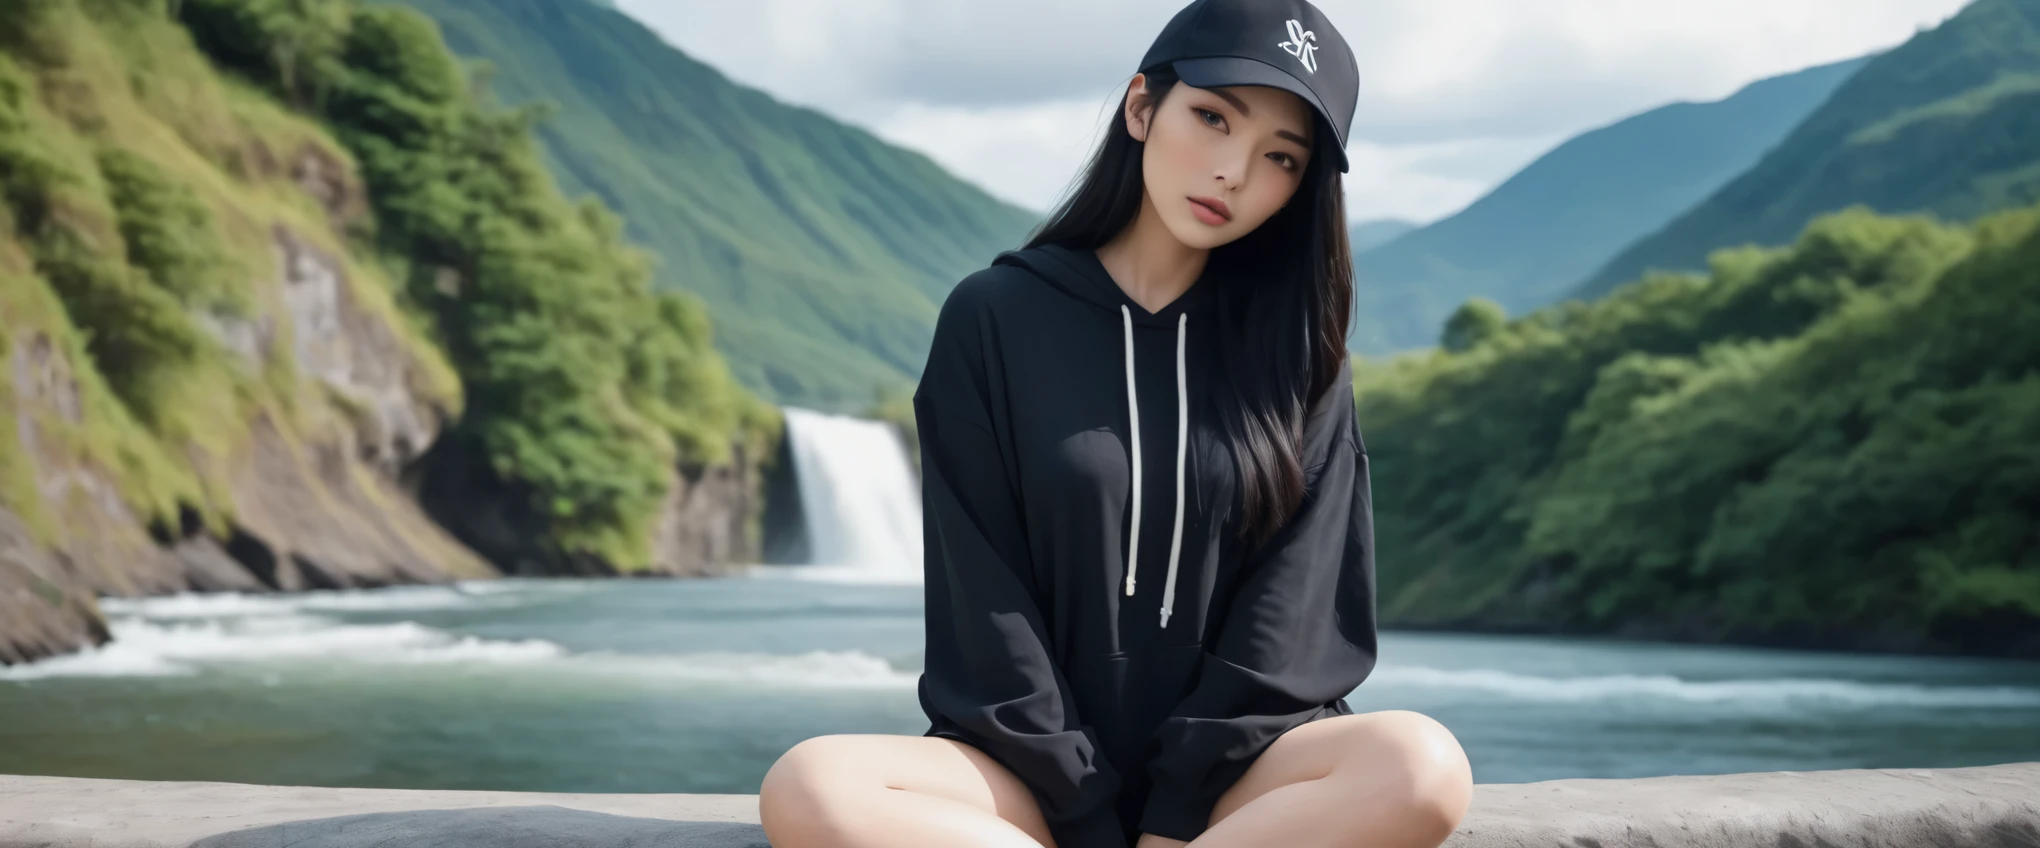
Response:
[1125,641,1206,753]
[1071,651,1138,771]
[1146,642,1206,706]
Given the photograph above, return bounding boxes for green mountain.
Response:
[1575,0,2040,299]
[1348,218,1418,253]
[385,0,1041,410]
[1347,57,1865,355]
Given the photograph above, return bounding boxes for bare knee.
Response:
[759,735,872,844]
[1343,711,1474,840]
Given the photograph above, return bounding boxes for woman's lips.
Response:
[1188,196,1231,225]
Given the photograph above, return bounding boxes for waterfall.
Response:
[776,406,923,584]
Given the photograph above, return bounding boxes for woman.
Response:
[758,1,1472,846]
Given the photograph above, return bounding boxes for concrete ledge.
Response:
[1,762,2034,847]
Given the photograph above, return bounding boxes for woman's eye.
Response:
[1194,107,1223,128]
[1270,153,1296,170]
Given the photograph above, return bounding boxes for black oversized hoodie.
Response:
[913,241,1379,848]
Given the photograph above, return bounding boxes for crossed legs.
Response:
[759,731,1056,848]
[1181,710,1472,847]
[757,709,1472,848]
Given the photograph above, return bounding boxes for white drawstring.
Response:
[1119,305,1190,629]
[1161,311,1187,628]
[1121,304,1143,599]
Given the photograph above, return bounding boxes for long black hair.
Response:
[1024,63,1355,551]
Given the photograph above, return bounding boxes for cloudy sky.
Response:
[612,0,1968,225]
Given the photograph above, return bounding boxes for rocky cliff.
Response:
[0,140,497,662]
[0,0,772,667]
[417,433,766,579]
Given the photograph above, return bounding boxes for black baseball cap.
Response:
[1136,0,1359,173]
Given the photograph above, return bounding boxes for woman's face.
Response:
[1124,74,1316,250]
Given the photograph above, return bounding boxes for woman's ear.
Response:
[1124,74,1151,142]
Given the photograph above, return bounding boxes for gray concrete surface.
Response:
[1,762,2034,847]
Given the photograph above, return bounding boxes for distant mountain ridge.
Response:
[1349,218,1419,253]
[1575,0,2040,299]
[1347,56,1867,355]
[390,0,1041,410]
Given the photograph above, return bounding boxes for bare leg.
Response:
[759,733,1059,848]
[1186,710,1473,848]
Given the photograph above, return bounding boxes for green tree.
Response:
[1440,297,1507,353]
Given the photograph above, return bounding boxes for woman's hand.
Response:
[1133,832,1190,848]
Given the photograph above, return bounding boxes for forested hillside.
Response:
[387,0,1042,410]
[174,0,779,569]
[1576,0,2040,298]
[1362,200,2040,656]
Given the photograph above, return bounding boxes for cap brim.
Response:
[1170,55,1349,173]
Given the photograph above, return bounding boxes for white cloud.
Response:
[1341,0,1964,140]
[610,0,1168,118]
[610,0,1970,223]
[862,97,1119,213]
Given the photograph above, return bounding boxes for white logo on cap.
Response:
[1279,19,1318,73]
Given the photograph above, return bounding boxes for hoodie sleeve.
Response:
[913,277,1129,848]
[1136,355,1380,843]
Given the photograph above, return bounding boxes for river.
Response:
[3,572,2037,791]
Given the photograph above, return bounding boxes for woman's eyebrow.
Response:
[1210,88,1312,149]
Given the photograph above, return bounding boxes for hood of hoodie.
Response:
[976,239,1239,634]
[991,241,1233,326]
